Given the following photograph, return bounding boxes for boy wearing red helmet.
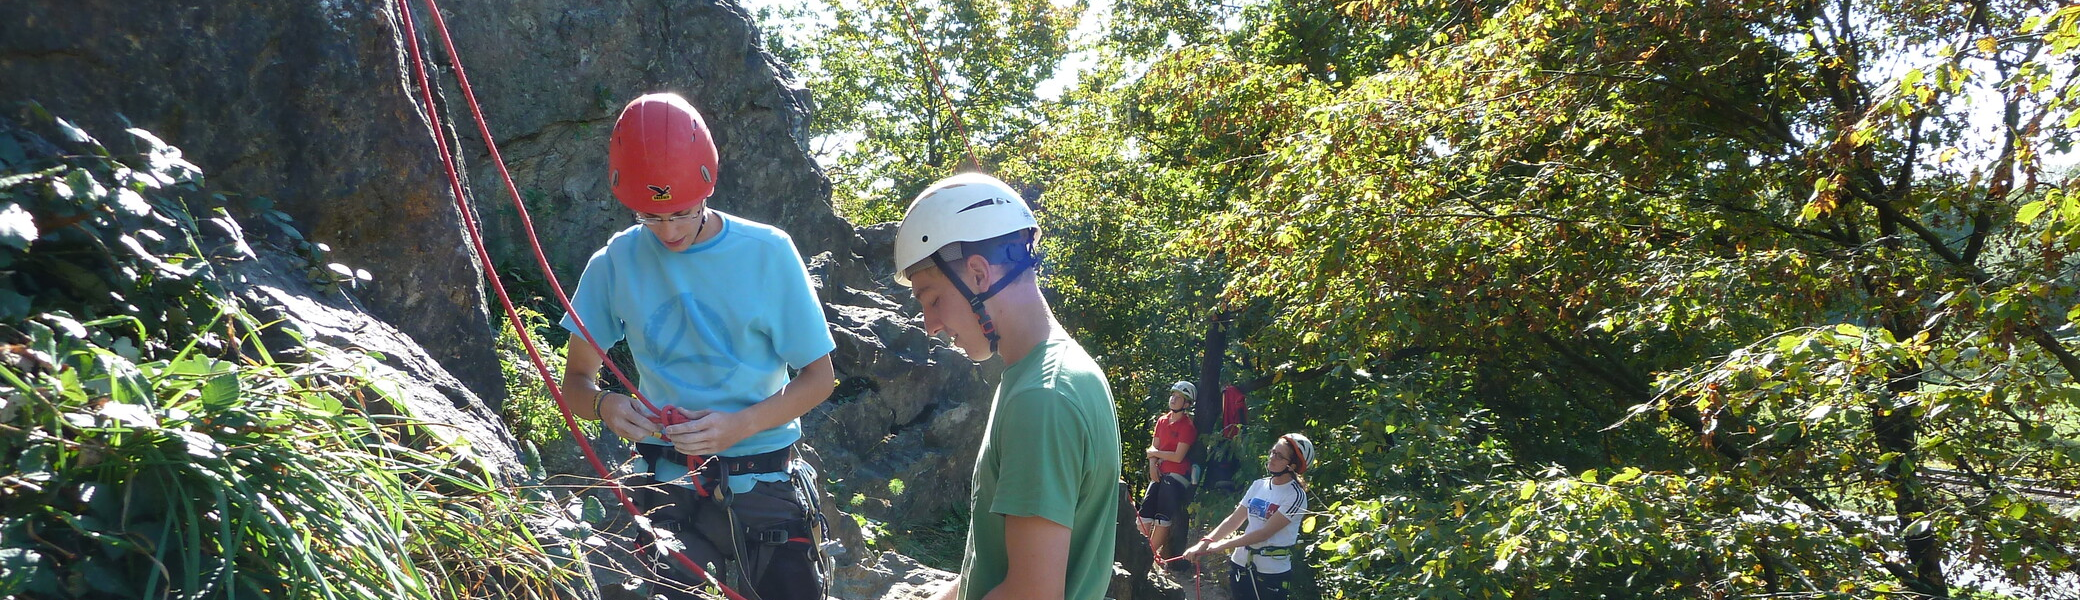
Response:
[558,92,836,600]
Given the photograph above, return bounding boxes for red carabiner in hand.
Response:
[651,405,695,427]
[647,406,710,497]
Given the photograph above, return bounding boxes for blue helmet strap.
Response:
[930,251,1035,355]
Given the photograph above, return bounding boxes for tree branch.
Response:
[1231,346,1429,395]
[1536,68,1804,151]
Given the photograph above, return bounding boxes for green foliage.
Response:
[799,0,2080,595]
[760,0,1081,223]
[1165,0,2080,597]
[0,110,216,337]
[495,305,592,452]
[0,108,581,598]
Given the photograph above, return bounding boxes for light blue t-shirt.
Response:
[560,211,835,492]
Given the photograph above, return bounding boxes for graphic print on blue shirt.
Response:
[642,291,779,393]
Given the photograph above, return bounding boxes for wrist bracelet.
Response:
[591,389,610,418]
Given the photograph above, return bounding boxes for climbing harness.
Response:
[1240,544,1296,560]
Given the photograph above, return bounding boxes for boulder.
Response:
[832,551,958,600]
[230,251,526,480]
[807,253,1000,525]
[421,0,857,286]
[0,0,506,402]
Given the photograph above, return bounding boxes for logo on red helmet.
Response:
[647,185,672,202]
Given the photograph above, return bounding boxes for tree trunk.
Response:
[1878,315,1949,597]
[1195,310,1228,437]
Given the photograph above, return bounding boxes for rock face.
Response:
[424,0,856,290]
[0,0,505,402]
[808,249,1002,524]
[834,552,959,600]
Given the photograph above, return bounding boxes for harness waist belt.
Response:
[636,443,795,477]
[1245,544,1294,558]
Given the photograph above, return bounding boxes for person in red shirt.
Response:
[1137,380,1199,558]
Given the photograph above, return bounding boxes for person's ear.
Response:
[963,253,993,290]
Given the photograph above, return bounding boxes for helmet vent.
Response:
[957,197,1010,213]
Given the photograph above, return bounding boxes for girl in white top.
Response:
[1182,433,1315,600]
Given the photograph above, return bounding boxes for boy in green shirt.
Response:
[892,173,1122,600]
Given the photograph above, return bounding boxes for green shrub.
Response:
[496,305,593,454]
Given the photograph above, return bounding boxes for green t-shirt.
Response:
[959,335,1122,600]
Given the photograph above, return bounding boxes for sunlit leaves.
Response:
[765,0,1080,223]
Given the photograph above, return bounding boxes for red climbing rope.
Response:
[1154,552,1205,599]
[393,0,737,597]
[403,0,714,498]
[1147,514,1204,599]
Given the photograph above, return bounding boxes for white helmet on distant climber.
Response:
[892,172,1038,287]
[1170,381,1197,400]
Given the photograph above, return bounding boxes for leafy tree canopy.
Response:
[775,0,2080,596]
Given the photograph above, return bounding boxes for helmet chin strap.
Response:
[930,252,1035,355]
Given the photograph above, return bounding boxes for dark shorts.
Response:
[1230,564,1292,600]
[633,465,826,600]
[1136,474,1190,526]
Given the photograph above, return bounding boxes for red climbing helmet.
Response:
[608,93,718,214]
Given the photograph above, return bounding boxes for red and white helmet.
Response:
[1278,433,1315,474]
[608,93,718,214]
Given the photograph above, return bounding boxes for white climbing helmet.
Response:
[892,172,1038,287]
[1170,381,1197,400]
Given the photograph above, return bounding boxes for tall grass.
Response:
[0,106,585,598]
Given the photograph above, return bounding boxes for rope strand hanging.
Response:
[392,0,739,597]
[891,0,982,172]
